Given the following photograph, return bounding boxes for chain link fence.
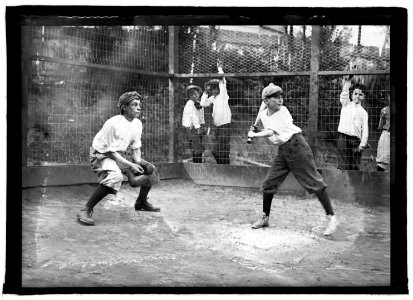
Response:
[320,25,390,72]
[31,26,169,71]
[316,74,390,171]
[179,25,311,74]
[27,26,170,165]
[24,24,390,171]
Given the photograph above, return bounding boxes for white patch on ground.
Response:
[219,224,318,250]
[157,183,366,270]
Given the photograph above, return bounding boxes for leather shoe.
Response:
[77,207,95,225]
[135,198,161,212]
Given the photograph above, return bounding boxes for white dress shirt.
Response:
[338,89,369,147]
[259,106,302,146]
[92,115,142,153]
[182,100,205,129]
[200,78,231,127]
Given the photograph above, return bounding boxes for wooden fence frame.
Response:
[21,25,390,166]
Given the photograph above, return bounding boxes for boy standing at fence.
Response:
[182,85,206,163]
[376,93,390,172]
[77,91,160,226]
[248,83,338,236]
[201,62,232,164]
[337,77,369,170]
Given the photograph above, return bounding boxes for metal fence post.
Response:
[21,26,31,166]
[168,26,179,162]
[308,25,321,151]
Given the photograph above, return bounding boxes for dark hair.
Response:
[120,103,129,115]
[349,84,365,101]
[188,89,200,98]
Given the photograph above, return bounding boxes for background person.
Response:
[376,93,390,172]
[182,85,206,163]
[337,77,369,170]
[201,61,232,164]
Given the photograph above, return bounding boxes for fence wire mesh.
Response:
[28,66,170,164]
[320,25,390,71]
[31,26,169,72]
[316,74,390,171]
[178,26,311,74]
[27,25,170,165]
[24,24,390,172]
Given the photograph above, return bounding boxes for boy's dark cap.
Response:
[186,85,202,93]
[262,83,283,100]
[118,91,142,108]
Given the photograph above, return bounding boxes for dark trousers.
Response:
[262,133,333,216]
[184,128,204,163]
[212,123,231,164]
[262,133,327,194]
[337,133,362,170]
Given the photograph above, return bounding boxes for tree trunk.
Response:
[381,25,389,57]
[357,25,362,47]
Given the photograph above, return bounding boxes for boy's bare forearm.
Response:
[249,129,274,139]
[132,148,142,163]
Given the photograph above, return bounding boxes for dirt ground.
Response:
[22,179,390,288]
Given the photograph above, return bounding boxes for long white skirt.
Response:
[376,131,390,166]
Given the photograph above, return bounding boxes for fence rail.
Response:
[33,55,171,77]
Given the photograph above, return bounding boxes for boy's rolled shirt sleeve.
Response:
[182,102,191,126]
[130,136,142,150]
[340,89,350,105]
[200,93,213,107]
[360,113,369,147]
[199,109,205,125]
[92,123,119,153]
[219,76,227,95]
[190,105,201,129]
[217,66,228,95]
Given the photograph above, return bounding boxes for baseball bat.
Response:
[247,101,267,144]
[247,125,258,144]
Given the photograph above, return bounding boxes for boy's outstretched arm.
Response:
[248,129,275,139]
